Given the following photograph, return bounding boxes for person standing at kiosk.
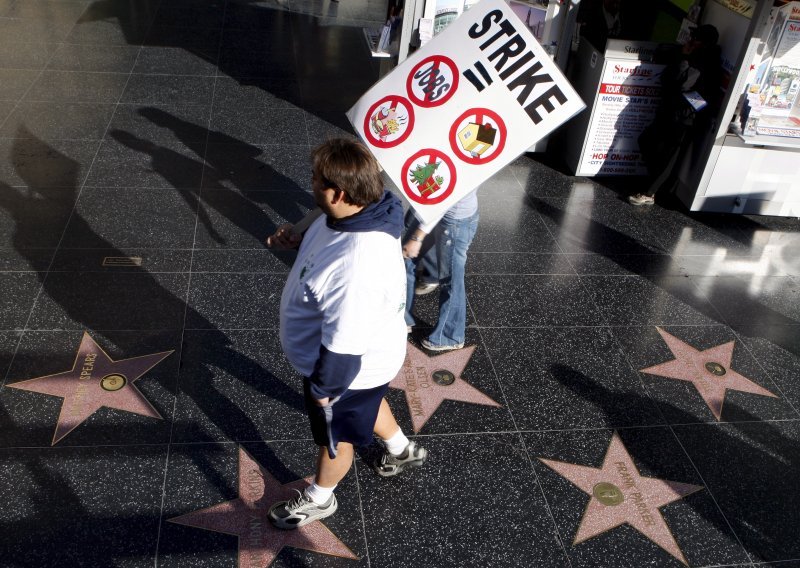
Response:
[629,24,722,206]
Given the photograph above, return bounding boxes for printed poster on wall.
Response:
[762,8,800,117]
[346,0,585,224]
[577,41,664,176]
[712,0,756,19]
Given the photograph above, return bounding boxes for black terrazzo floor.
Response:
[1,0,800,566]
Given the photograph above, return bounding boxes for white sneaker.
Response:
[414,281,439,295]
[268,490,337,530]
[421,338,464,352]
[373,441,428,477]
[628,193,655,206]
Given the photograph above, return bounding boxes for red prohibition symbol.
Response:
[406,55,459,108]
[363,95,415,149]
[401,149,457,205]
[449,107,507,165]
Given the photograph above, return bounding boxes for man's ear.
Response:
[330,188,347,205]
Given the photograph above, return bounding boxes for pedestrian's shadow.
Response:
[138,107,314,251]
[546,362,800,563]
[109,113,314,266]
[1,441,324,565]
[0,131,304,483]
[0,446,183,564]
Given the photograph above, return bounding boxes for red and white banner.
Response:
[347,0,585,223]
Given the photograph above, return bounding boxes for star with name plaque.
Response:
[539,432,703,565]
[169,447,358,566]
[640,327,777,420]
[389,342,501,432]
[6,332,172,445]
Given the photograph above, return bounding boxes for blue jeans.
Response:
[405,211,479,346]
[403,209,438,285]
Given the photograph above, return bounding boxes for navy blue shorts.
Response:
[304,380,389,459]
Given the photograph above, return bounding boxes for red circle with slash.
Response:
[449,107,507,164]
[406,55,459,108]
[401,149,457,205]
[363,95,415,148]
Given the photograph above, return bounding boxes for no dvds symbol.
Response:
[407,55,459,108]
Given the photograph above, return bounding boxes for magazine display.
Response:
[742,1,800,138]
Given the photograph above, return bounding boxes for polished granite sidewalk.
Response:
[1,0,800,567]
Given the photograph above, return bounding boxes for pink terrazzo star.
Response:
[539,432,703,565]
[169,447,358,567]
[640,327,777,420]
[389,342,501,432]
[6,332,173,445]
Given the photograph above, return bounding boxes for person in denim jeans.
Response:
[403,190,479,351]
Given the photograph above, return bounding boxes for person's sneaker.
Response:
[414,281,439,295]
[407,325,412,334]
[373,441,428,477]
[628,193,655,206]
[268,490,337,530]
[421,338,464,352]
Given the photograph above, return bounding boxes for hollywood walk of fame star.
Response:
[539,432,703,565]
[169,447,358,567]
[640,327,777,420]
[6,332,173,445]
[389,342,501,432]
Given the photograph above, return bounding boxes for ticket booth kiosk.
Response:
[555,0,800,218]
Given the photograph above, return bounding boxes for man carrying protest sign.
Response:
[265,138,427,528]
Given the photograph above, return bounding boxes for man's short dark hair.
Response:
[311,139,384,207]
[690,24,719,47]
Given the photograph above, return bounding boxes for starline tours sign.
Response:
[347,0,585,223]
[577,41,665,176]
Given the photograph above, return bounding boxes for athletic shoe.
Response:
[628,193,655,206]
[421,338,464,352]
[373,441,428,477]
[414,281,439,295]
[268,490,337,530]
[407,325,412,334]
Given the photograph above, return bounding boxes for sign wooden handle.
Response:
[290,208,323,235]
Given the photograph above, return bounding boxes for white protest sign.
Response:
[347,0,585,223]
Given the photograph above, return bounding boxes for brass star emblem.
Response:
[169,447,358,566]
[539,432,703,565]
[389,342,501,432]
[6,332,172,444]
[641,327,777,420]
